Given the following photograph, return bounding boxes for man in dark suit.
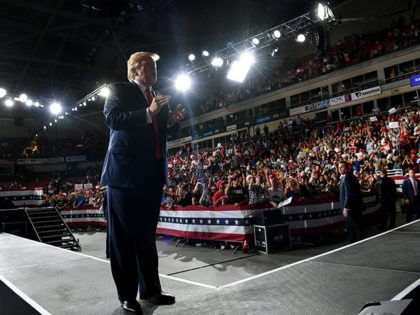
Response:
[402,168,420,222]
[338,160,364,243]
[378,169,397,229]
[101,51,185,314]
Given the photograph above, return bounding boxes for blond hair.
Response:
[127,51,160,80]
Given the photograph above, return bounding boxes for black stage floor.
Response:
[1,220,419,315]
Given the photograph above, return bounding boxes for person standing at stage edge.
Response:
[402,168,420,222]
[378,169,397,230]
[101,51,185,314]
[338,160,364,243]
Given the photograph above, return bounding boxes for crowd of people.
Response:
[163,108,420,212]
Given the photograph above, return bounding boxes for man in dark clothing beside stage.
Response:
[402,168,420,222]
[101,51,185,314]
[378,169,397,229]
[338,160,364,243]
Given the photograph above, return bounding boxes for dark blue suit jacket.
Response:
[339,171,363,216]
[100,81,178,188]
[402,177,420,203]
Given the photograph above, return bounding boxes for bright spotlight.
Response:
[98,86,110,97]
[317,3,335,21]
[34,101,40,107]
[251,38,260,46]
[273,30,281,39]
[202,50,209,57]
[49,102,62,115]
[4,98,14,107]
[19,93,28,102]
[211,57,224,68]
[25,99,33,107]
[226,52,255,83]
[271,47,279,57]
[0,88,6,98]
[175,73,192,92]
[296,34,306,43]
[188,54,196,62]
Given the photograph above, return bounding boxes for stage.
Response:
[0,221,419,314]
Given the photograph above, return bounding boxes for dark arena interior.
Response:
[0,0,420,314]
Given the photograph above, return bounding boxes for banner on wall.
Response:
[329,95,346,106]
[350,86,381,100]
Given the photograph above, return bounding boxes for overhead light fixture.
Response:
[202,50,209,57]
[271,47,279,57]
[19,93,28,103]
[188,54,196,61]
[175,73,192,92]
[296,34,306,43]
[98,86,110,97]
[0,88,6,98]
[211,57,223,68]
[226,52,255,83]
[49,102,62,115]
[273,30,281,39]
[25,99,33,107]
[4,98,14,107]
[316,3,335,21]
[251,38,260,46]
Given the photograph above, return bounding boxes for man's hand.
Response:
[168,104,186,125]
[343,208,349,217]
[149,95,171,117]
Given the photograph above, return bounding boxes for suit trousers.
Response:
[345,214,363,243]
[107,175,163,301]
[406,197,420,222]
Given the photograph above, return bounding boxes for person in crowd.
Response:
[161,186,175,209]
[72,190,86,209]
[377,169,397,229]
[225,173,248,206]
[247,174,268,206]
[100,51,185,314]
[402,168,420,222]
[55,192,68,210]
[338,160,364,243]
[199,184,215,207]
[213,180,227,207]
[191,181,204,206]
[175,183,193,207]
[266,175,285,207]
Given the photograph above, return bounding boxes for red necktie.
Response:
[145,88,161,159]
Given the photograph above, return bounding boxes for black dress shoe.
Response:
[121,300,142,314]
[141,292,175,305]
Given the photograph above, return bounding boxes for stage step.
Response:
[25,207,81,251]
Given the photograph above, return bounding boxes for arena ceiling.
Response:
[0,0,349,120]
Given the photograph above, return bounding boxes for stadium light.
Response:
[202,50,209,57]
[251,38,260,46]
[188,54,196,62]
[49,102,62,115]
[211,57,224,68]
[4,98,14,107]
[0,88,6,98]
[19,93,28,103]
[273,30,281,39]
[316,3,335,21]
[226,52,255,83]
[98,86,110,98]
[296,34,306,43]
[175,73,192,92]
